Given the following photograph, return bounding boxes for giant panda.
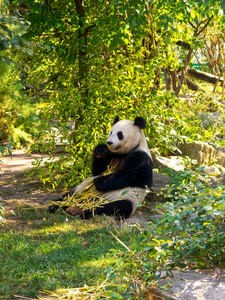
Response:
[49,116,153,219]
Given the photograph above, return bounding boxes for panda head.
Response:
[107,116,147,155]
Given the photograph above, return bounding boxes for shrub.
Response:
[104,164,225,298]
[0,62,46,149]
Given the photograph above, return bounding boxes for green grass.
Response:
[0,207,138,299]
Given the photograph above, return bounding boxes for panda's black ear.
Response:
[134,117,146,129]
[113,116,119,124]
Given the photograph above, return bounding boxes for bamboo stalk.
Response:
[53,163,119,213]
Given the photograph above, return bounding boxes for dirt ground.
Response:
[0,149,60,215]
[0,149,153,227]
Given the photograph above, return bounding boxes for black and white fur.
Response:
[49,116,153,219]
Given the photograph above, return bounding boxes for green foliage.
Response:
[155,165,225,269]
[0,62,46,149]
[30,83,223,189]
[20,0,225,188]
[105,244,168,299]
[0,139,12,158]
[103,164,225,298]
[0,0,34,63]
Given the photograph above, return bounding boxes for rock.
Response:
[127,210,150,226]
[148,214,164,222]
[152,172,171,190]
[210,172,225,187]
[199,111,223,129]
[216,148,225,167]
[203,165,220,176]
[147,172,171,202]
[152,155,185,171]
[216,164,225,173]
[178,141,216,166]
[152,269,225,300]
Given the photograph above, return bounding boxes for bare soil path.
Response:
[0,149,59,215]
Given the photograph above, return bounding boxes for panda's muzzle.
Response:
[107,141,119,151]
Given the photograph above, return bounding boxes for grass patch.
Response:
[0,207,139,299]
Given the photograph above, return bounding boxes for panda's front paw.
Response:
[93,144,109,158]
[94,176,107,191]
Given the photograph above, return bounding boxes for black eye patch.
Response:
[117,131,124,140]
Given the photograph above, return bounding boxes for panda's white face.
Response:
[107,120,142,154]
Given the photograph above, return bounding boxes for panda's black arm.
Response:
[92,144,113,176]
[94,151,153,191]
[94,171,132,191]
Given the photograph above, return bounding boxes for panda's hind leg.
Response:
[83,200,133,220]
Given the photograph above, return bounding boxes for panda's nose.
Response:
[107,141,113,146]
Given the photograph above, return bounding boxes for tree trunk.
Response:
[174,18,212,95]
[184,76,200,91]
[75,0,87,82]
[163,67,171,90]
[187,68,223,85]
[152,68,161,90]
[72,0,88,133]
[170,70,177,92]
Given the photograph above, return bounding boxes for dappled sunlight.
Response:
[0,208,138,298]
